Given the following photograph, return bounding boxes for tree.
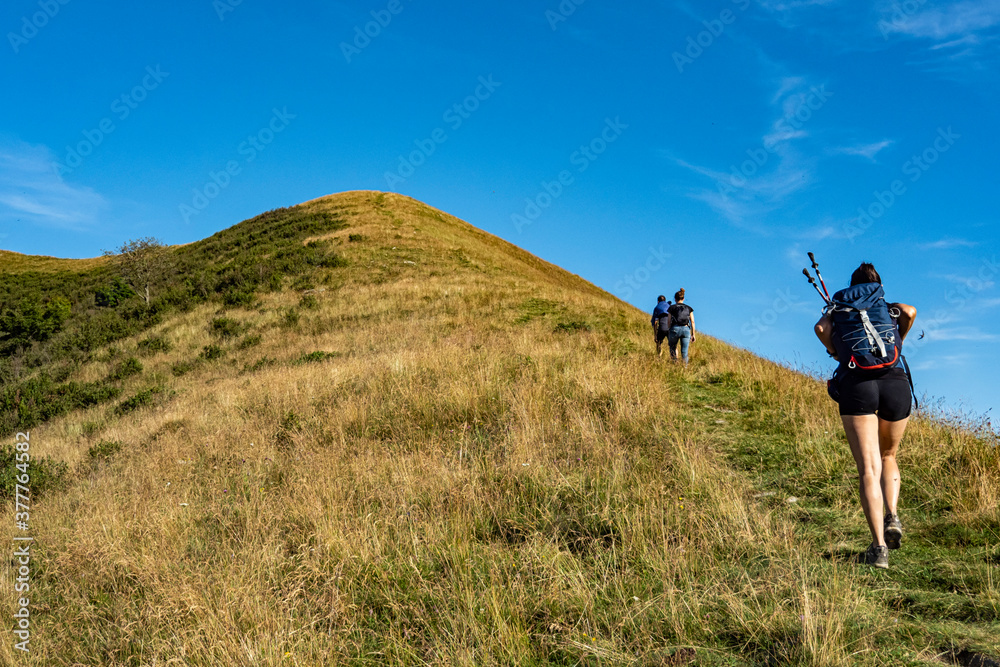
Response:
[103,238,170,307]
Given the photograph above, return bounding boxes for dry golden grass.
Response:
[1,192,997,665]
[0,250,107,274]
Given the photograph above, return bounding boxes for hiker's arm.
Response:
[892,303,917,340]
[690,314,696,342]
[814,315,837,359]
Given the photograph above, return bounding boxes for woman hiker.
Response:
[814,263,917,569]
[665,288,696,364]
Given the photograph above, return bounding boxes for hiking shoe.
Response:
[865,543,889,569]
[884,513,903,550]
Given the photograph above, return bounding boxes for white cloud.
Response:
[911,354,971,371]
[923,326,1000,342]
[917,311,960,327]
[830,139,893,161]
[0,140,105,230]
[880,0,1000,40]
[918,237,979,249]
[763,119,808,147]
[670,157,730,183]
[770,76,806,104]
[929,33,982,49]
[877,0,1000,75]
[758,0,838,9]
[938,273,996,290]
[756,0,841,28]
[678,162,816,229]
[668,77,827,228]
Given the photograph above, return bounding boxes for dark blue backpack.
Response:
[828,282,902,373]
[825,281,917,408]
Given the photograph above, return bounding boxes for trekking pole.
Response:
[803,268,831,305]
[808,252,831,299]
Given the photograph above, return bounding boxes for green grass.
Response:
[1,191,996,665]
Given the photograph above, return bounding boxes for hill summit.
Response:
[2,191,998,665]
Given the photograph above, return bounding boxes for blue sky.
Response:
[2,0,998,421]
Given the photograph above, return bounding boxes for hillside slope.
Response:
[2,191,998,666]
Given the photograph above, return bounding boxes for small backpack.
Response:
[828,282,902,373]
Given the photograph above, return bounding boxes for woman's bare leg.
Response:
[878,417,908,514]
[842,414,885,546]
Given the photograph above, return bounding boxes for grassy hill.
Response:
[1,191,997,666]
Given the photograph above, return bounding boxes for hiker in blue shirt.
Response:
[814,262,917,569]
[651,296,672,357]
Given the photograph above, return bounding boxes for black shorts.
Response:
[837,367,912,422]
[656,329,669,343]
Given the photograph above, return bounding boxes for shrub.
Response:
[72,312,144,353]
[65,382,122,409]
[293,351,340,365]
[554,320,591,333]
[137,335,172,356]
[0,375,121,437]
[222,289,256,308]
[237,334,262,350]
[243,357,276,374]
[94,278,136,308]
[200,345,224,361]
[51,363,76,383]
[171,360,198,377]
[299,295,319,310]
[0,296,72,353]
[348,234,364,242]
[108,357,143,382]
[318,254,348,268]
[98,346,124,363]
[87,440,123,460]
[210,317,243,338]
[281,309,300,329]
[115,387,164,415]
[0,443,68,500]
